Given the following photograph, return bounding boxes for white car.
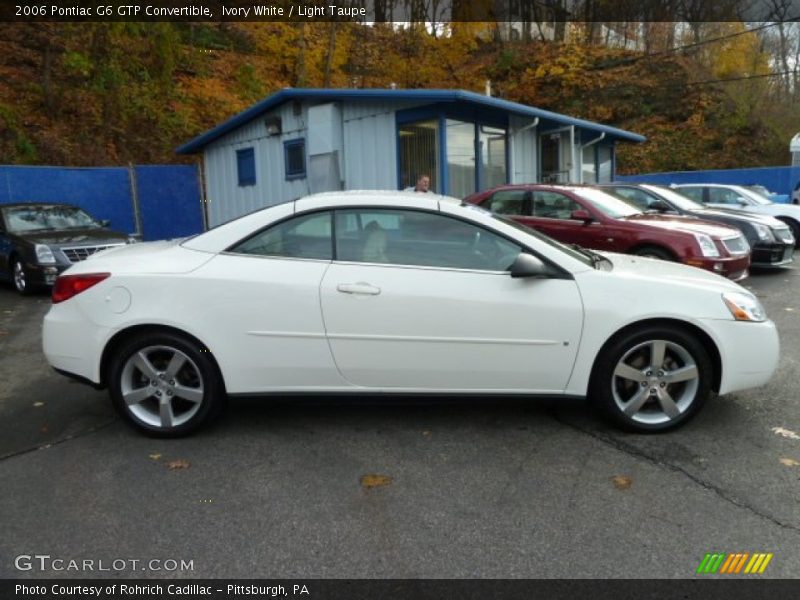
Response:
[673,183,800,243]
[42,191,779,436]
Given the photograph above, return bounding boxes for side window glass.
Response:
[709,188,738,204]
[488,190,527,215]
[230,211,332,260]
[609,187,647,209]
[335,209,522,271]
[532,191,580,220]
[678,187,703,202]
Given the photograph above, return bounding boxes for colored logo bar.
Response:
[696,553,773,574]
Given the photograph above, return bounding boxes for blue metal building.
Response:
[178,88,645,227]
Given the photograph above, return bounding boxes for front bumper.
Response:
[685,254,750,282]
[701,318,780,395]
[23,260,70,287]
[751,242,794,267]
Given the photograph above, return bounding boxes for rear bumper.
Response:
[751,243,794,267]
[42,301,108,384]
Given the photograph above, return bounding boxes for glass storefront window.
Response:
[480,125,507,190]
[399,120,439,191]
[446,120,476,199]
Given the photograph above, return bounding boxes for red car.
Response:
[464,184,751,280]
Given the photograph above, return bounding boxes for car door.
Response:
[0,213,10,278]
[319,208,583,392]
[521,190,615,251]
[192,209,342,393]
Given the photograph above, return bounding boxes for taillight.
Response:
[52,273,110,304]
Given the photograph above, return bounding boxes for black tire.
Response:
[11,257,33,295]
[777,218,800,248]
[631,246,674,261]
[589,325,713,432]
[107,331,226,437]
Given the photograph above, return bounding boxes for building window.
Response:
[399,119,440,192]
[236,148,256,187]
[284,139,306,180]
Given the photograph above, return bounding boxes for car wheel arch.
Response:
[99,324,225,391]
[628,244,678,261]
[589,318,722,394]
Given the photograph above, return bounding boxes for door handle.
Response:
[336,282,381,296]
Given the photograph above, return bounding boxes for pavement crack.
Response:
[554,413,800,535]
[0,418,117,462]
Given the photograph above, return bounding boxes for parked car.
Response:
[43,191,778,436]
[0,203,134,295]
[464,184,751,281]
[744,185,790,205]
[672,183,800,243]
[596,183,794,267]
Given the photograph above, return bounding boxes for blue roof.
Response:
[176,88,645,154]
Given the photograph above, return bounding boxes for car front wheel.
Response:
[590,326,712,432]
[108,331,226,437]
[12,259,32,295]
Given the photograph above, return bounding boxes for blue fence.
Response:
[618,166,800,200]
[0,165,205,241]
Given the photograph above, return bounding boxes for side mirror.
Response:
[509,253,551,279]
[649,200,670,212]
[570,209,593,223]
[99,219,111,227]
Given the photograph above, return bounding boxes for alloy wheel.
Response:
[611,339,700,426]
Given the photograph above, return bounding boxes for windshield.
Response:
[733,186,772,206]
[489,212,594,267]
[643,185,705,211]
[570,188,641,218]
[1,205,101,233]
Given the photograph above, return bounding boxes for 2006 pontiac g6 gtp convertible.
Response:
[43,191,780,436]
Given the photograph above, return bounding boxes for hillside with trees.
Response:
[0,20,798,175]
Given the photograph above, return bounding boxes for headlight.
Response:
[35,244,56,264]
[753,223,774,242]
[694,233,720,257]
[722,291,766,322]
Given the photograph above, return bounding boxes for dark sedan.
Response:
[597,184,795,267]
[0,203,134,294]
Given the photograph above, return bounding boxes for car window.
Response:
[708,188,746,205]
[605,187,655,210]
[335,209,522,272]
[230,211,332,260]
[532,191,580,220]
[1,206,100,233]
[486,190,528,215]
[677,187,704,202]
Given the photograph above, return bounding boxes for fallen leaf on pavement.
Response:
[167,459,190,470]
[33,402,44,407]
[422,430,431,436]
[149,453,162,461]
[360,474,392,489]
[779,458,800,467]
[40,426,48,434]
[772,427,800,440]
[612,475,633,490]
[785,308,796,312]
[0,331,8,336]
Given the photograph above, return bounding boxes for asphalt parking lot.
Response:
[0,261,798,579]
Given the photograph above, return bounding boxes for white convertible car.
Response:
[42,191,779,436]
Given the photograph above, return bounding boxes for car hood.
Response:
[691,208,785,228]
[620,213,740,238]
[17,228,130,246]
[600,251,746,293]
[65,239,215,275]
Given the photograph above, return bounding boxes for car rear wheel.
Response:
[11,259,32,295]
[590,326,712,432]
[108,331,226,437]
[631,246,673,261]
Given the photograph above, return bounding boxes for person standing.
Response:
[405,174,431,193]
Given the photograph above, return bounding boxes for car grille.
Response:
[61,244,124,263]
[722,236,749,255]
[775,228,795,244]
